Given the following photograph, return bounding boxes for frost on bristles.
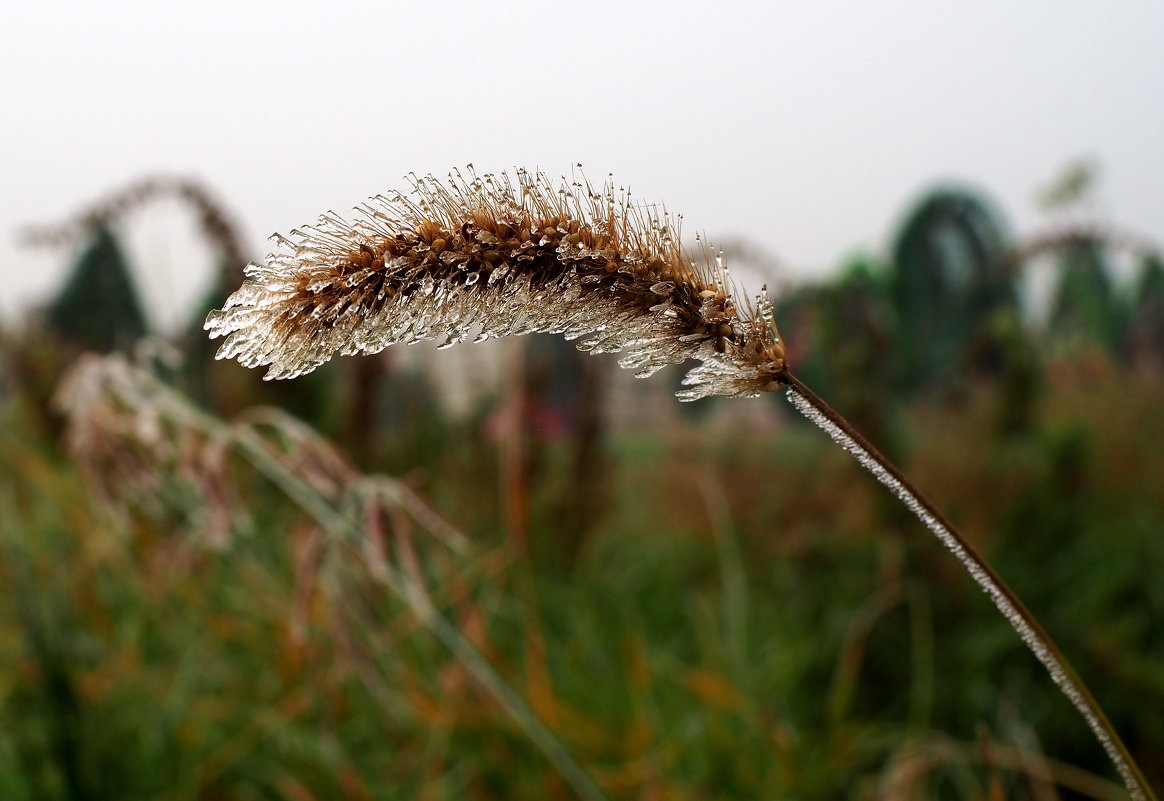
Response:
[205,166,787,400]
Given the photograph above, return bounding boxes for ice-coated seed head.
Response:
[205,167,787,400]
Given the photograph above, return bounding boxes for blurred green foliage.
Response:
[1,352,1161,800]
[889,188,1016,394]
[1049,240,1126,358]
[46,226,148,354]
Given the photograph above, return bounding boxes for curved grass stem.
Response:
[140,376,610,801]
[780,370,1155,801]
[230,429,611,801]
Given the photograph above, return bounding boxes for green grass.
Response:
[1,356,1161,800]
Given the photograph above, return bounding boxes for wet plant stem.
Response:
[780,370,1155,801]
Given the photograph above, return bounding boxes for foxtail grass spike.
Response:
[207,166,1156,801]
[205,167,787,400]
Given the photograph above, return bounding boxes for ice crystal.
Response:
[205,167,786,399]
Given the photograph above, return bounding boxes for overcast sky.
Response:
[3,0,1162,330]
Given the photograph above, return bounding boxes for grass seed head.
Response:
[206,167,787,400]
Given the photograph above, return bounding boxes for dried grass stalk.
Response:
[54,353,601,800]
[206,166,1156,801]
[24,174,248,272]
[205,166,786,400]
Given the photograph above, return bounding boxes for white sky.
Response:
[2,0,1162,331]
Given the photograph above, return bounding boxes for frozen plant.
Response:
[208,166,1155,801]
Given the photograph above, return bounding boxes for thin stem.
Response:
[230,429,611,801]
[780,370,1155,801]
[141,378,610,801]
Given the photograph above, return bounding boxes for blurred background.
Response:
[1,1,1162,799]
